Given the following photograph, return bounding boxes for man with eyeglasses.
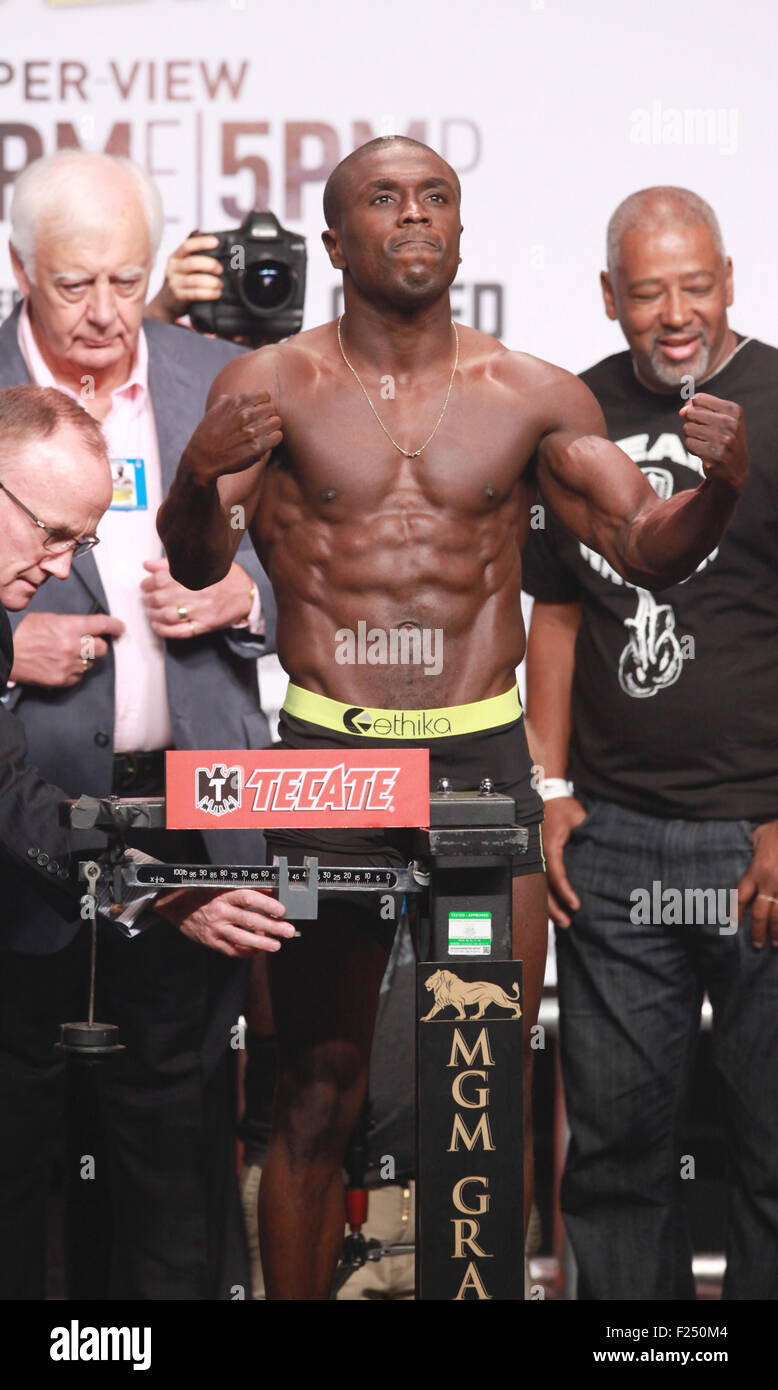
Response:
[0,478,101,557]
[0,385,113,890]
[0,149,280,1302]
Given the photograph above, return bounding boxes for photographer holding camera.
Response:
[146,212,306,346]
[146,232,226,327]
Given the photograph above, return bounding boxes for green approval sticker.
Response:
[448,910,492,956]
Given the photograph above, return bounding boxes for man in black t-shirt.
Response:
[524,187,778,1300]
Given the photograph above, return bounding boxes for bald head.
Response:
[606,187,725,275]
[0,386,111,513]
[323,136,461,228]
[0,385,107,476]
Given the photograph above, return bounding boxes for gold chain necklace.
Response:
[337,314,459,458]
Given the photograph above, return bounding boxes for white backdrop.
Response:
[1,0,777,372]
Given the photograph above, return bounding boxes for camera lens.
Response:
[241,260,293,312]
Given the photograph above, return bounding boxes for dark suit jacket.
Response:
[0,604,80,922]
[0,307,278,953]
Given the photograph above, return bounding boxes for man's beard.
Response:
[645,333,712,388]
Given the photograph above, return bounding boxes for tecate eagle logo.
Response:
[195,764,242,816]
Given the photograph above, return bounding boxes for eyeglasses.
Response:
[0,480,99,559]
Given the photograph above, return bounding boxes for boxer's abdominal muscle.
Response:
[253,447,531,708]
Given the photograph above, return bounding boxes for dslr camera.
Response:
[188,210,306,343]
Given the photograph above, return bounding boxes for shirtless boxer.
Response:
[158,137,748,1300]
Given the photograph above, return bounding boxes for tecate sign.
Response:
[165,749,431,829]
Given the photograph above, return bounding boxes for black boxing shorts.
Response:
[264,685,545,952]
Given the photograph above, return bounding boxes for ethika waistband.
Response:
[282,684,522,740]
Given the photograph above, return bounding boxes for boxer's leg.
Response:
[259,902,388,1300]
[512,870,549,1233]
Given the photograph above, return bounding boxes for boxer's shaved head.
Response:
[321,135,463,310]
[607,187,725,273]
[323,137,461,228]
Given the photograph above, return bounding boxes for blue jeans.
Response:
[557,796,778,1300]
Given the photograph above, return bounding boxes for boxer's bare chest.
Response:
[256,351,542,545]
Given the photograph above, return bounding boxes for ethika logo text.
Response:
[343,708,453,736]
[245,764,399,814]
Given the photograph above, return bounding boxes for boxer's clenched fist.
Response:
[679,393,749,494]
[182,391,283,485]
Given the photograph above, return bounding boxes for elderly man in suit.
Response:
[0,150,280,1301]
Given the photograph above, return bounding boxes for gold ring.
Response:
[80,656,91,673]
[188,620,196,637]
[177,604,189,621]
[757,893,778,905]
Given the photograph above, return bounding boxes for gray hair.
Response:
[10,150,164,274]
[606,187,725,274]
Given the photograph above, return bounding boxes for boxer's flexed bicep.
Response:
[534,371,657,578]
[535,369,741,591]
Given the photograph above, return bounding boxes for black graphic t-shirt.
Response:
[522,338,778,820]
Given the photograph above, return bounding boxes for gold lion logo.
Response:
[421,968,522,1021]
